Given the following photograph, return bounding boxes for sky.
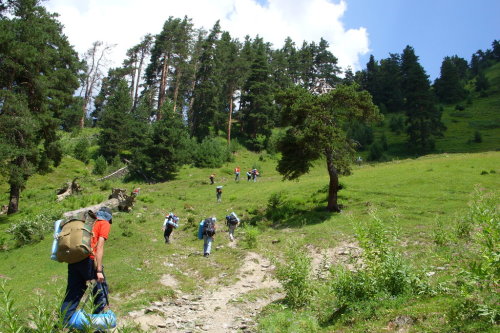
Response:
[44,0,500,81]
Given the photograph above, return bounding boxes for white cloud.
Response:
[45,0,369,72]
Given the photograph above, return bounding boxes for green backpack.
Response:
[56,211,96,264]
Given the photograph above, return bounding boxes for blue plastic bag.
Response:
[68,309,117,331]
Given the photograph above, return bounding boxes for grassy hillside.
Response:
[0,149,498,332]
[370,62,500,160]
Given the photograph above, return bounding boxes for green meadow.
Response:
[0,149,498,332]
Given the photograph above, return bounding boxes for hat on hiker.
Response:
[96,206,113,224]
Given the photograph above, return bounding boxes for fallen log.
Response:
[56,178,82,202]
[62,188,140,218]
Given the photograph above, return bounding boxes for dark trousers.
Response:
[60,257,109,324]
[164,227,173,243]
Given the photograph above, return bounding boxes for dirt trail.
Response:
[127,252,282,333]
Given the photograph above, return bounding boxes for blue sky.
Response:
[341,0,500,80]
[45,0,499,81]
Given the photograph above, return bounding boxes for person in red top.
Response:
[234,166,240,181]
[61,206,112,326]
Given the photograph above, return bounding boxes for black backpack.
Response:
[226,215,238,226]
[203,218,216,237]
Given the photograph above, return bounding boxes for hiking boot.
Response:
[204,253,209,257]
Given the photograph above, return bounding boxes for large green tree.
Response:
[276,85,381,212]
[434,56,468,103]
[401,46,445,153]
[0,0,81,214]
[129,107,192,182]
[190,21,223,139]
[240,37,277,144]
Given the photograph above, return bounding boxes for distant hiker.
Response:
[234,166,241,182]
[225,212,240,242]
[251,168,259,182]
[61,206,113,326]
[246,170,252,182]
[162,212,179,244]
[356,156,363,165]
[216,186,223,202]
[209,173,215,185]
[198,217,217,257]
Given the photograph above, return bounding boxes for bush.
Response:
[258,309,320,333]
[448,187,499,329]
[274,246,313,308]
[93,156,108,175]
[368,142,386,161]
[455,104,465,111]
[73,138,90,164]
[192,137,232,168]
[242,224,259,249]
[7,219,49,247]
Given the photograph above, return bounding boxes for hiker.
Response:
[162,212,179,244]
[356,156,363,165]
[225,212,240,242]
[216,186,223,202]
[234,166,240,182]
[251,168,259,182]
[198,217,217,257]
[209,173,215,185]
[246,170,252,182]
[60,206,112,326]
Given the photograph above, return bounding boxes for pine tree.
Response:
[434,56,467,103]
[97,78,134,161]
[240,37,277,145]
[401,46,445,153]
[0,0,81,213]
[129,107,192,182]
[190,21,223,140]
[378,54,403,113]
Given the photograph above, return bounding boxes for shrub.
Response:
[192,137,232,168]
[266,191,299,223]
[242,224,259,249]
[274,246,313,308]
[368,142,386,161]
[93,156,108,175]
[432,217,450,246]
[455,104,465,111]
[73,138,90,164]
[7,214,54,247]
[448,187,499,329]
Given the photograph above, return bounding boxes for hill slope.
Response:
[0,150,499,332]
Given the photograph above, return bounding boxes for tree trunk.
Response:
[325,149,341,212]
[133,56,144,111]
[227,91,233,145]
[172,68,182,114]
[157,53,171,118]
[7,184,20,214]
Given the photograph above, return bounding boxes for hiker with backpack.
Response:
[60,206,113,327]
[162,212,179,244]
[216,186,223,202]
[234,166,240,181]
[225,212,240,242]
[246,170,252,181]
[251,168,259,182]
[198,217,217,257]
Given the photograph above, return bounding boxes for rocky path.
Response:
[127,252,282,333]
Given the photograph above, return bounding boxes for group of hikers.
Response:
[210,166,260,185]
[210,166,260,203]
[57,166,253,331]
